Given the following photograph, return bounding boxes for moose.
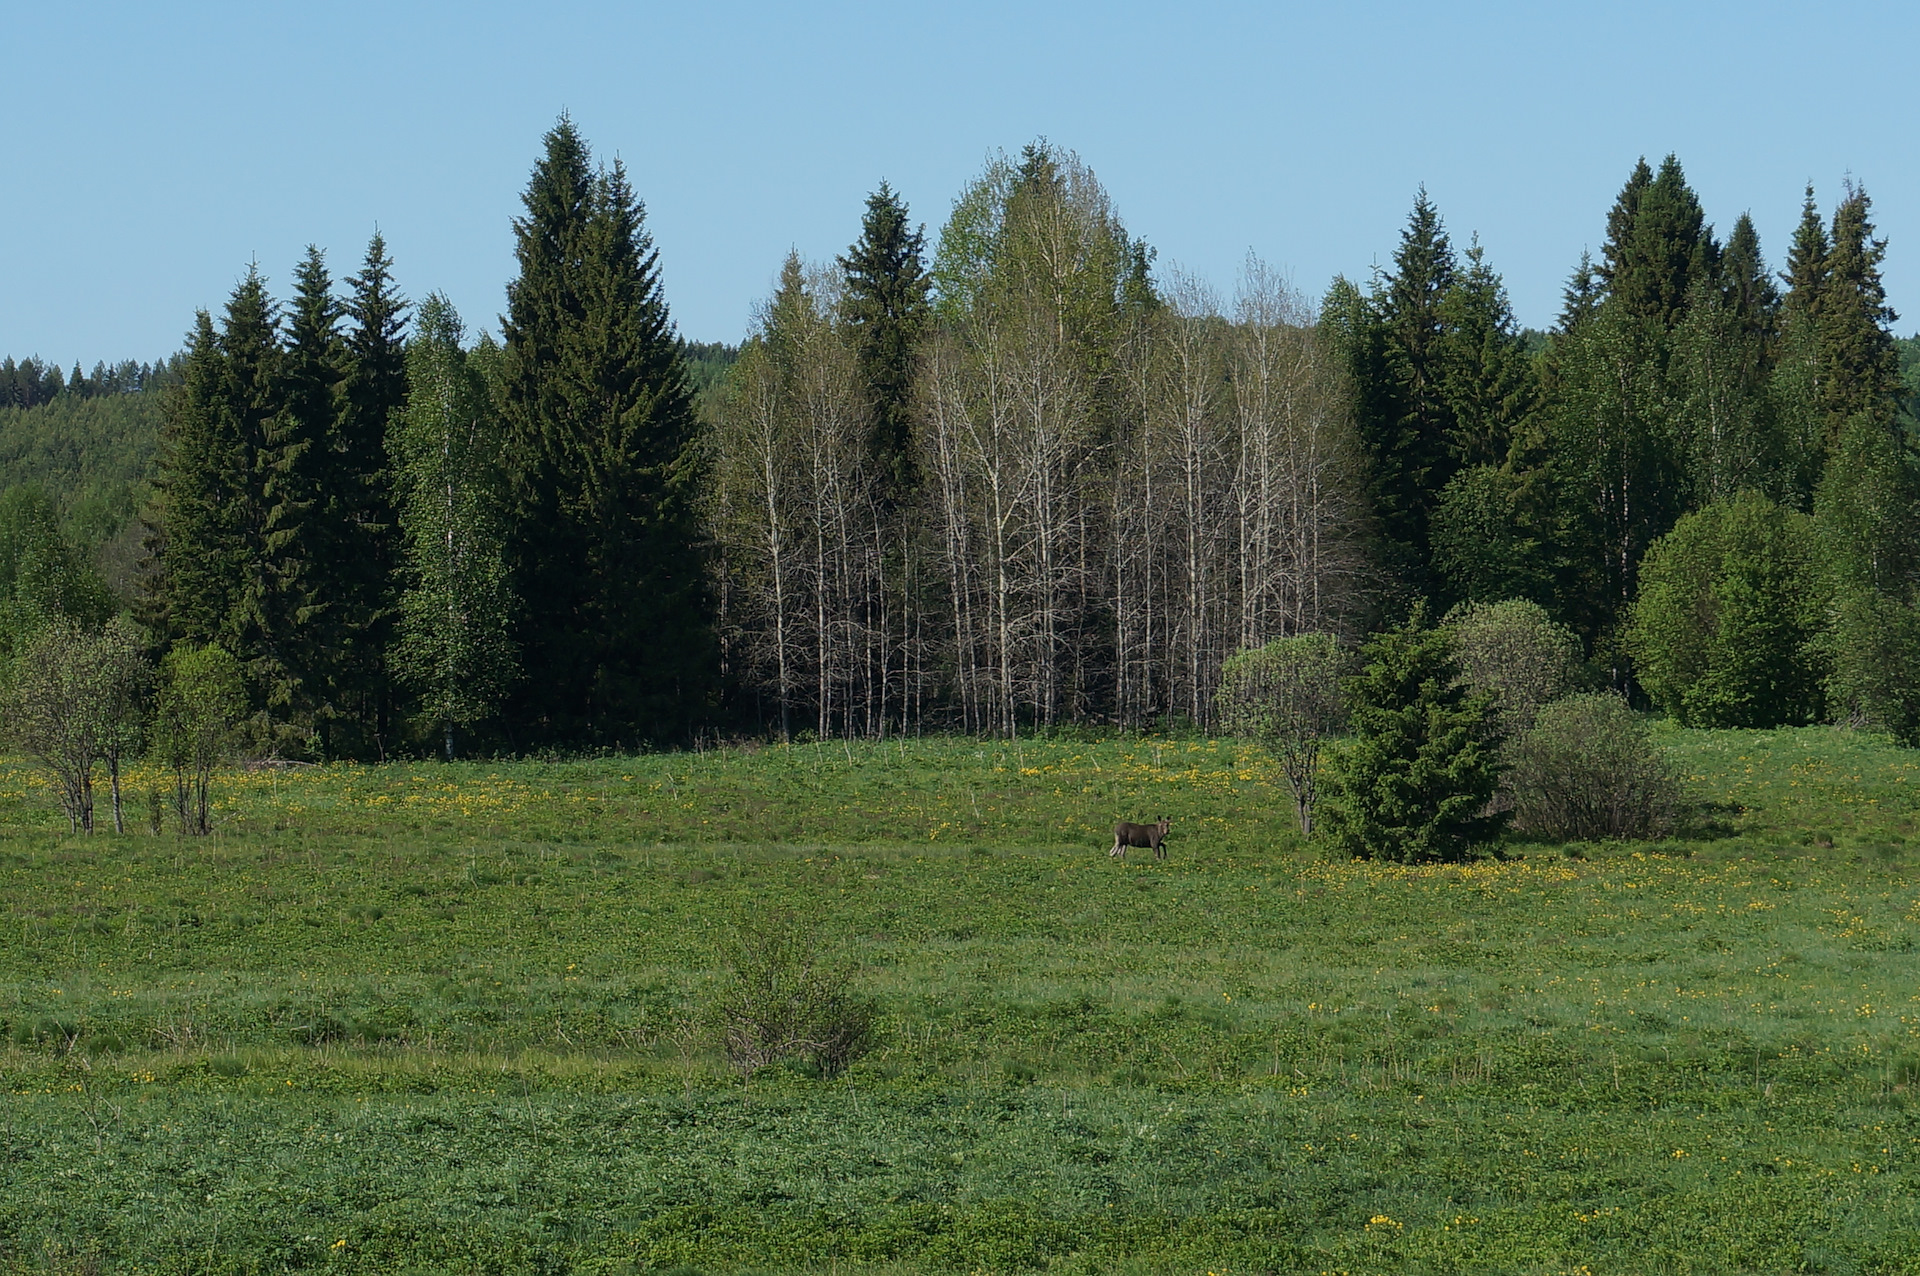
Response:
[1110,816,1172,861]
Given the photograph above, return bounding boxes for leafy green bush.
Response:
[1445,598,1583,738]
[153,642,245,835]
[1215,633,1348,834]
[1321,610,1506,862]
[1628,491,1823,727]
[1508,693,1679,840]
[717,910,875,1078]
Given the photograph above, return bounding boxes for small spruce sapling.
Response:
[1321,607,1507,862]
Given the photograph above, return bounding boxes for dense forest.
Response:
[6,123,1920,758]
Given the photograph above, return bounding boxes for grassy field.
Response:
[3,727,1920,1273]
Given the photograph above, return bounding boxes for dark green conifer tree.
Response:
[1319,273,1402,579]
[1555,252,1604,337]
[1774,185,1834,500]
[329,234,409,755]
[142,312,232,644]
[1600,154,1716,331]
[838,182,930,496]
[1346,190,1459,597]
[1781,185,1832,315]
[1721,213,1781,345]
[269,246,344,720]
[1321,607,1507,863]
[146,269,284,710]
[1427,239,1548,611]
[217,269,284,695]
[1816,182,1901,435]
[500,119,715,745]
[1598,158,1652,294]
[1437,238,1534,470]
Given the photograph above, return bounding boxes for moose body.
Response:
[1110,816,1172,860]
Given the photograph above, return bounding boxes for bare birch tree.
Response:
[707,171,1375,739]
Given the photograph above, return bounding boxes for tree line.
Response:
[0,355,177,410]
[5,126,1920,767]
[710,148,1371,739]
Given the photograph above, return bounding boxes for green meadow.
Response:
[3,728,1920,1274]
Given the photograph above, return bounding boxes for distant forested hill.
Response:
[0,360,176,598]
[681,339,738,420]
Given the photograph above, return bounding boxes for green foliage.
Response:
[1820,587,1920,742]
[1596,154,1716,330]
[1507,693,1679,840]
[1331,194,1539,605]
[390,296,519,759]
[0,382,166,577]
[1817,183,1902,435]
[1429,465,1554,610]
[1321,610,1506,862]
[267,246,345,724]
[1629,491,1823,727]
[1444,598,1582,738]
[92,613,150,834]
[839,182,930,494]
[145,272,285,709]
[4,619,106,831]
[154,642,245,834]
[1215,633,1348,834]
[1669,275,1782,504]
[0,484,110,662]
[716,909,875,1078]
[1815,413,1919,596]
[324,234,410,756]
[1,615,147,834]
[1437,238,1534,471]
[499,118,715,747]
[1543,300,1684,628]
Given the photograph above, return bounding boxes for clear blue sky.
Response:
[5,0,1916,363]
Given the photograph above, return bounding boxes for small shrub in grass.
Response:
[716,910,875,1078]
[1508,693,1679,840]
[1215,632,1349,835]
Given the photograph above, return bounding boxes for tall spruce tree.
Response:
[270,246,345,720]
[146,268,285,719]
[220,267,284,693]
[327,233,409,755]
[1817,182,1901,435]
[1437,238,1534,470]
[143,311,236,646]
[1598,158,1652,296]
[1721,213,1781,346]
[838,182,930,496]
[1773,185,1834,500]
[1600,154,1716,331]
[500,119,714,745]
[1351,190,1459,596]
[1556,251,1603,335]
[1781,185,1832,317]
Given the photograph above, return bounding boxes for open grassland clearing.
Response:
[4,728,1920,1272]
